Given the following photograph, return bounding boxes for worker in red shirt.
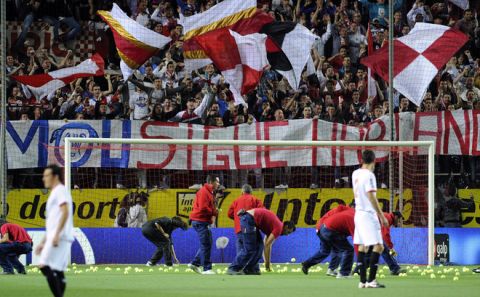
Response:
[352,211,405,275]
[313,204,352,277]
[302,207,355,277]
[227,184,264,275]
[188,176,220,275]
[228,208,295,275]
[0,219,33,275]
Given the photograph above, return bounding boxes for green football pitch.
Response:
[1,264,479,297]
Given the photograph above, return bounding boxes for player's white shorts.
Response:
[353,211,383,246]
[39,239,72,271]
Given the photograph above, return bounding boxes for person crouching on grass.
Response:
[227,208,296,275]
[227,184,264,275]
[188,176,220,275]
[0,219,33,275]
[143,216,188,266]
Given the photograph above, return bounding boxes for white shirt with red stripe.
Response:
[46,184,74,242]
[352,168,377,214]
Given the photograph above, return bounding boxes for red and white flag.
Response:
[13,53,105,100]
[196,30,269,105]
[361,23,468,106]
[366,23,377,99]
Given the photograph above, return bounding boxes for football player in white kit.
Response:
[352,150,389,289]
[35,165,74,297]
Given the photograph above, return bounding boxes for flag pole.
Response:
[0,0,7,219]
[388,0,395,212]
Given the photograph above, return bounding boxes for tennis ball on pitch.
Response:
[116,268,121,271]
[440,275,446,279]
[421,272,426,276]
[149,269,154,272]
[291,258,296,263]
[124,271,129,275]
[430,273,436,279]
[455,272,460,276]
[453,276,459,281]
[379,274,385,279]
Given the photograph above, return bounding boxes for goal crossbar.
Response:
[64,137,435,265]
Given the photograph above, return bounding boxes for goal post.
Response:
[64,137,435,265]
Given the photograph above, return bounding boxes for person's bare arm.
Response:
[29,63,38,75]
[0,233,9,243]
[102,74,113,96]
[35,236,47,256]
[263,234,276,271]
[375,81,384,102]
[155,223,169,239]
[367,192,388,226]
[52,203,69,246]
[58,50,73,69]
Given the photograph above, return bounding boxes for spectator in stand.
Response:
[275,0,294,21]
[127,193,148,228]
[134,0,151,27]
[39,0,81,47]
[129,83,150,120]
[438,183,475,227]
[406,0,433,28]
[360,0,404,27]
[456,9,477,39]
[130,76,165,105]
[13,0,42,51]
[114,198,130,228]
[169,85,216,123]
[151,5,178,36]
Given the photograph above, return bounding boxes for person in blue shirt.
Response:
[359,0,405,26]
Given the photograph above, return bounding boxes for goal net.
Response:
[23,138,436,266]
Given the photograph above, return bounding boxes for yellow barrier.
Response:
[6,188,479,228]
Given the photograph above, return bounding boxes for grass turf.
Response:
[1,264,479,297]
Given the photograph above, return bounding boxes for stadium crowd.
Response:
[4,0,480,190]
[6,0,480,123]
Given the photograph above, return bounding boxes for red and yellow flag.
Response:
[98,4,171,78]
